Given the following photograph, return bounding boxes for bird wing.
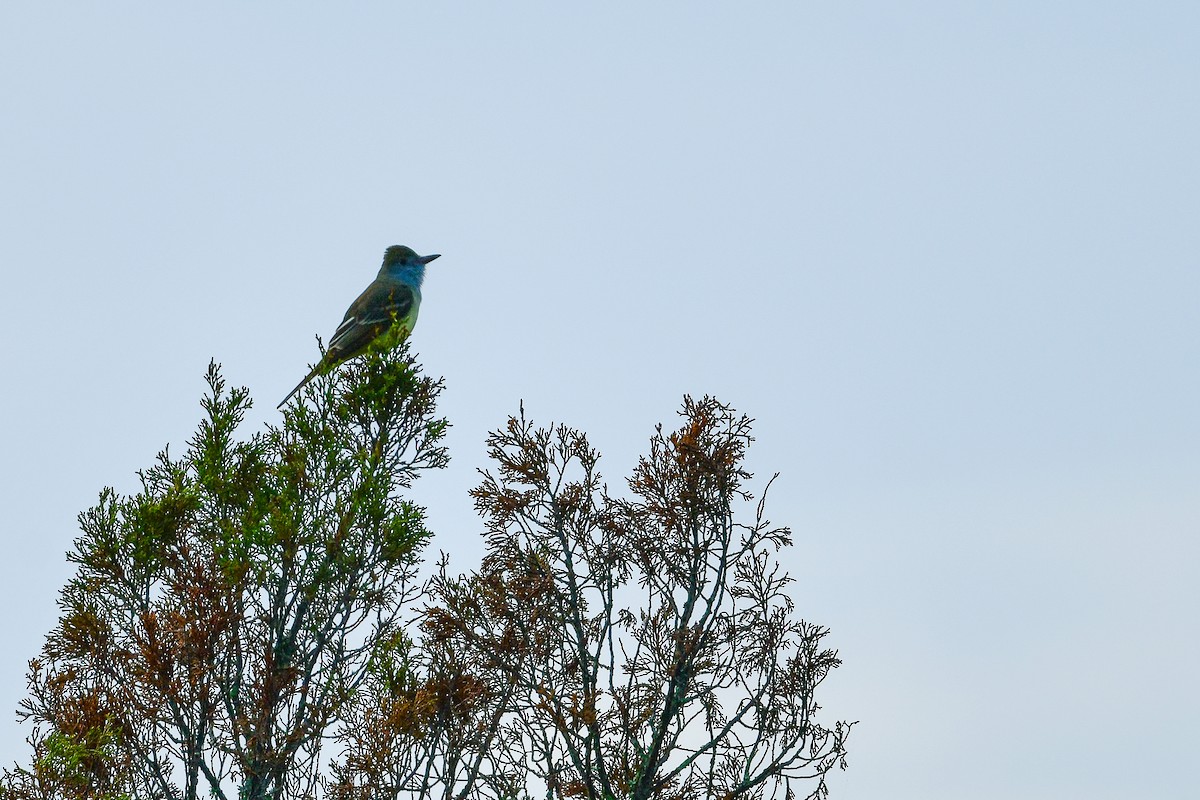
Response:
[327,279,416,361]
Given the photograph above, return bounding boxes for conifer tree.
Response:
[2,336,447,800]
[330,397,852,799]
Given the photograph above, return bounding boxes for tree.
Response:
[330,397,851,799]
[4,344,851,800]
[1,335,448,800]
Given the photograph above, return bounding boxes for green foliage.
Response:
[2,342,447,800]
[32,724,126,800]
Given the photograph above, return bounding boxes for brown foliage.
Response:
[331,396,851,799]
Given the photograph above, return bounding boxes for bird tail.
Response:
[277,364,322,410]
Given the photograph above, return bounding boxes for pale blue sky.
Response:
[1,3,1197,798]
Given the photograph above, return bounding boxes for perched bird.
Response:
[278,245,441,409]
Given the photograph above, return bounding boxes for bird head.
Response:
[383,245,440,268]
[380,245,441,285]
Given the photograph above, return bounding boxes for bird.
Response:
[278,245,441,409]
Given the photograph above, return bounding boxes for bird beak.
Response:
[419,253,441,264]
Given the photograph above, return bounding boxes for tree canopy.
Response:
[2,341,849,800]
